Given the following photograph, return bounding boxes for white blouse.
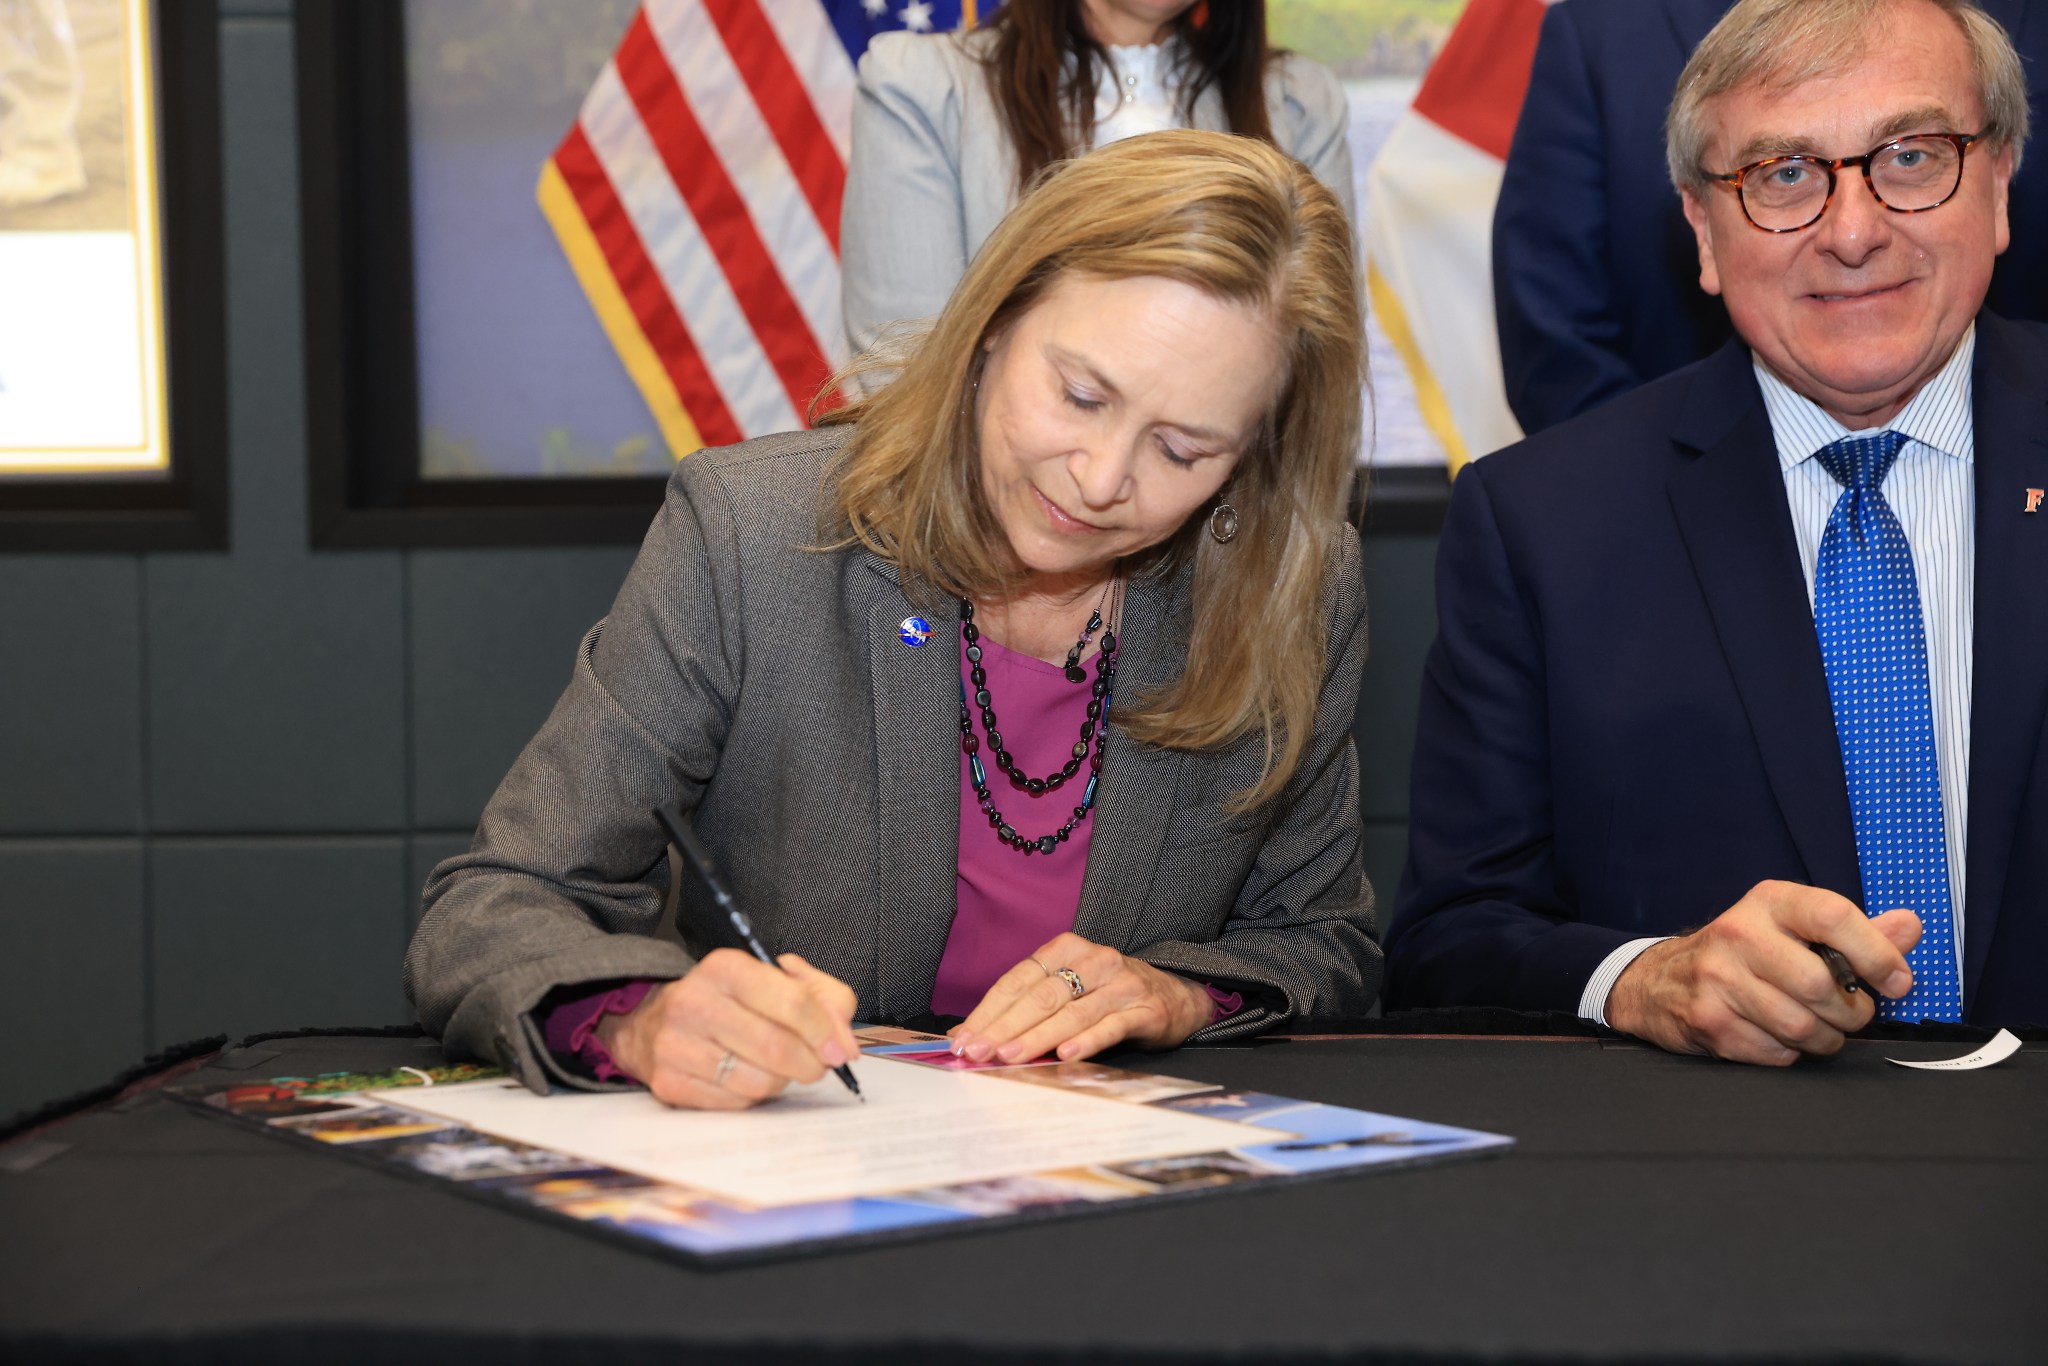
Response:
[1092,41,1183,146]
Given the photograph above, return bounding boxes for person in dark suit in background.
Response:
[1492,0,2048,434]
[1389,0,2048,1061]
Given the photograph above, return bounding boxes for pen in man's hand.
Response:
[655,804,863,1101]
[1810,942,1873,998]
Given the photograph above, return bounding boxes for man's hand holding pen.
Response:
[596,949,860,1111]
[1606,881,1920,1067]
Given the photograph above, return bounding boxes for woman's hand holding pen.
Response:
[947,932,1214,1066]
[596,949,860,1110]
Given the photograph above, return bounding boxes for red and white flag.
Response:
[539,0,977,459]
[1364,0,1552,473]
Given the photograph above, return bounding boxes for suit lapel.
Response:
[1666,347,1865,902]
[859,556,962,1020]
[1960,316,2048,1001]
[1073,566,1189,950]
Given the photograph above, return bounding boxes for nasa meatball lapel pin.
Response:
[899,616,933,647]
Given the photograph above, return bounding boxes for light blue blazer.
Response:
[842,28,1356,355]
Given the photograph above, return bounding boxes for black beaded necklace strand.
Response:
[1060,586,1110,683]
[958,582,1121,856]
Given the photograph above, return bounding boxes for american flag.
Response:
[539,0,977,458]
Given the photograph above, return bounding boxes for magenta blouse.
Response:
[929,628,1102,1015]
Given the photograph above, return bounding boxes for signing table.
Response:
[2,1023,2043,1364]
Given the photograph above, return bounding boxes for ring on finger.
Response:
[712,1049,738,1086]
[1027,956,1052,978]
[1056,967,1085,1000]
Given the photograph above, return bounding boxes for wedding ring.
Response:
[1056,967,1085,1000]
[1028,956,1052,977]
[712,1049,737,1086]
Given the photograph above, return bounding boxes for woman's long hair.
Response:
[818,130,1363,809]
[984,0,1276,194]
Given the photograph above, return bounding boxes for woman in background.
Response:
[841,0,1353,355]
[408,132,1378,1110]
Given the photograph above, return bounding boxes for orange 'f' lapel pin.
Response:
[2028,488,2045,514]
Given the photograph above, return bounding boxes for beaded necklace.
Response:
[957,583,1121,856]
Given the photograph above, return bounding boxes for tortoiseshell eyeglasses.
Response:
[1702,131,1984,232]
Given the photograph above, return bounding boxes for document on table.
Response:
[369,1056,1291,1208]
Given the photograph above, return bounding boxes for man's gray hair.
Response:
[1665,0,2029,191]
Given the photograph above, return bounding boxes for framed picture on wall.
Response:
[300,0,1462,549]
[298,0,670,548]
[301,0,949,547]
[0,0,227,552]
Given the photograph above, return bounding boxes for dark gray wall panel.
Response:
[0,558,143,834]
[1361,821,1407,1018]
[1360,821,1408,937]
[145,558,407,831]
[151,838,411,1044]
[407,833,474,931]
[211,15,308,566]
[0,840,145,1118]
[1355,534,1438,822]
[144,16,408,833]
[409,548,635,829]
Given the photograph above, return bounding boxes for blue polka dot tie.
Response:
[1813,430,1960,1022]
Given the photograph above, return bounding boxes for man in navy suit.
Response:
[1493,0,2048,434]
[1388,0,2048,1061]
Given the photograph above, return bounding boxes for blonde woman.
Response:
[408,131,1378,1110]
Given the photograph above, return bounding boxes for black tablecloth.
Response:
[3,1028,2043,1364]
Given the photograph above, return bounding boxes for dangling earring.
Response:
[1208,502,1239,544]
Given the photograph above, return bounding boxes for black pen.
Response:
[654,804,863,1101]
[1809,942,1873,997]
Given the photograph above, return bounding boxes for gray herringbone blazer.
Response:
[406,428,1380,1092]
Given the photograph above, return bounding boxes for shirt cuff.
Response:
[1204,983,1244,1024]
[1577,938,1673,1028]
[541,979,659,1084]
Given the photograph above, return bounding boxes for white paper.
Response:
[1885,1028,2023,1071]
[369,1057,1291,1208]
